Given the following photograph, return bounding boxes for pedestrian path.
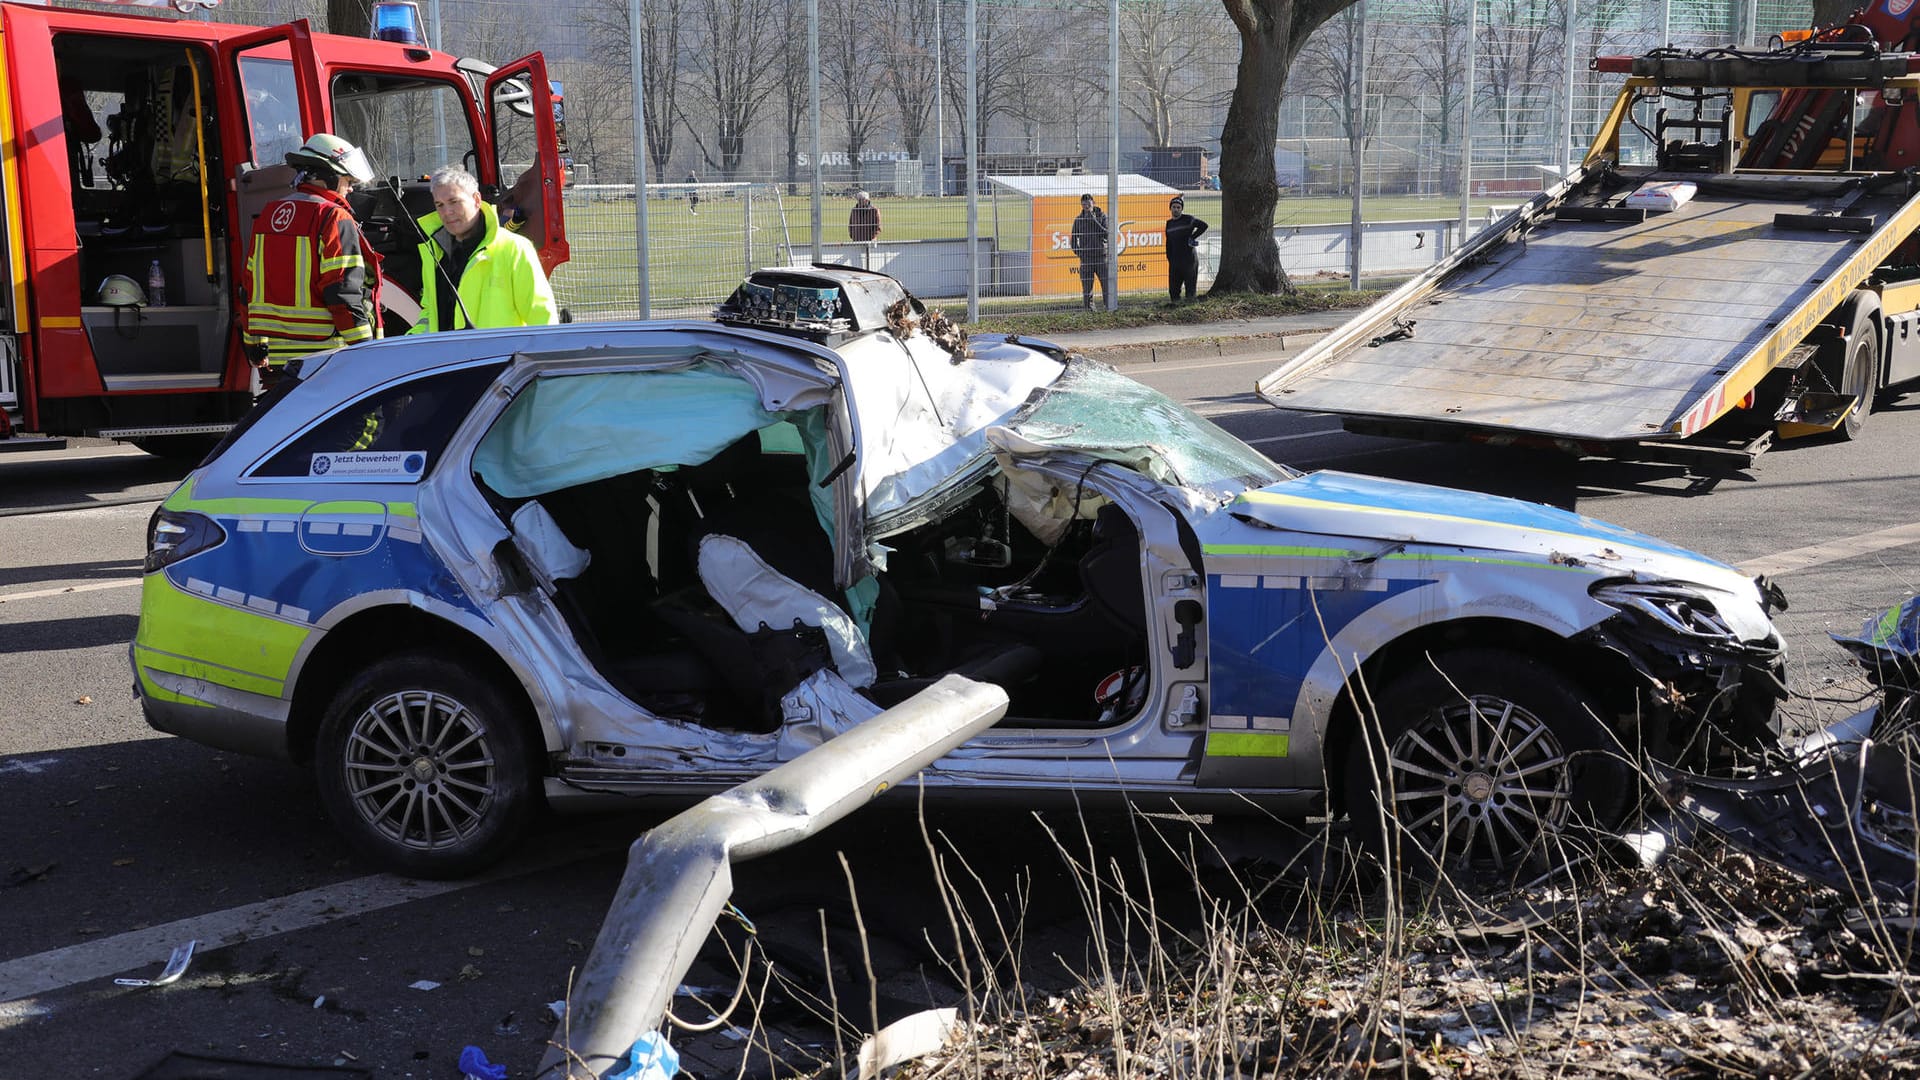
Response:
[1041,311,1350,365]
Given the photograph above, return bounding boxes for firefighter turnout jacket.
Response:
[242,182,381,366]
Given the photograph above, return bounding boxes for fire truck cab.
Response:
[0,0,568,455]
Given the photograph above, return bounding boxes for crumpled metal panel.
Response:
[1653,711,1918,906]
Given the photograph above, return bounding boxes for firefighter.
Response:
[241,133,380,380]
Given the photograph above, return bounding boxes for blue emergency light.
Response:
[370,1,426,45]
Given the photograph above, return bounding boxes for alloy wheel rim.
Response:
[1385,694,1574,871]
[343,689,496,852]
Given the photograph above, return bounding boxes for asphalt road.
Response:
[5,358,1919,1078]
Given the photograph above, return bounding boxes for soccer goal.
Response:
[552,181,794,321]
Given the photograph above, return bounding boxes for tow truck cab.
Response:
[0,0,568,452]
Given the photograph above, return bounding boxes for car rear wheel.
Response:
[315,653,538,879]
[1345,648,1631,884]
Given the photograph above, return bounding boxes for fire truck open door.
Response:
[482,54,568,275]
[225,22,320,267]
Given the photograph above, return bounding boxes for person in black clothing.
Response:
[1164,195,1209,303]
[1070,193,1110,311]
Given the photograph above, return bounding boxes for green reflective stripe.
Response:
[293,235,313,301]
[1202,544,1583,573]
[320,253,364,273]
[250,234,267,300]
[134,574,308,695]
[337,323,374,344]
[1204,544,1359,559]
[1206,731,1291,758]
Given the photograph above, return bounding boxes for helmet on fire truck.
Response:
[285,133,375,185]
[97,274,146,307]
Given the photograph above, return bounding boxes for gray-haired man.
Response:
[410,165,557,332]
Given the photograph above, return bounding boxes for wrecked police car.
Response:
[132,267,1789,878]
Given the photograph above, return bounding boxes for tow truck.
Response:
[1257,1,1920,469]
[0,0,568,458]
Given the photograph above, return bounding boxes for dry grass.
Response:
[658,704,1918,1080]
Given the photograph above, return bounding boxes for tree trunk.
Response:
[1213,0,1357,294]
[327,0,372,39]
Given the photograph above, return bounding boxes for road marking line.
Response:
[1247,427,1344,447]
[0,578,142,604]
[1738,520,1920,578]
[0,838,613,1004]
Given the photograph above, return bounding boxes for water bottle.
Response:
[146,259,167,308]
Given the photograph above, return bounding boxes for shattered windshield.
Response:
[1001,361,1292,495]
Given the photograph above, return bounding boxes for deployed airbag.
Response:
[475,364,777,498]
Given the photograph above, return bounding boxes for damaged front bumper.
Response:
[1643,707,1918,906]
[1586,580,1789,762]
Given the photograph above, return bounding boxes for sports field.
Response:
[550,189,1504,319]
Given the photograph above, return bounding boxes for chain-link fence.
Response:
[195,0,1817,318]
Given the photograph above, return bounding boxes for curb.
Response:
[1070,326,1335,367]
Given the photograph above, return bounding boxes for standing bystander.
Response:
[1163,196,1209,304]
[1070,193,1111,311]
[848,190,881,267]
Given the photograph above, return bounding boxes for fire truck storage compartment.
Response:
[58,33,226,376]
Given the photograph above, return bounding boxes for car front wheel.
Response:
[315,654,538,879]
[1345,648,1630,883]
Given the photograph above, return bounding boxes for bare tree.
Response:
[1214,0,1358,294]
[1290,3,1410,185]
[941,2,1043,157]
[822,0,889,170]
[1478,0,1560,155]
[776,0,807,192]
[1120,0,1223,147]
[680,0,784,179]
[325,0,368,37]
[880,0,942,162]
[580,0,684,180]
[548,59,631,184]
[1402,0,1467,155]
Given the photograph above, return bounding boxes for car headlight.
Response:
[1591,581,1740,643]
[145,507,226,573]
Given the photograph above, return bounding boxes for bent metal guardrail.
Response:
[536,674,1011,1079]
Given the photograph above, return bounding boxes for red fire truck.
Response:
[0,0,569,456]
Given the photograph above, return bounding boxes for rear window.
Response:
[251,362,506,480]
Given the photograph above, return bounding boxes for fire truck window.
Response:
[331,75,474,183]
[237,57,303,167]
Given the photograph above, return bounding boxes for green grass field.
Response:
[550,190,1499,320]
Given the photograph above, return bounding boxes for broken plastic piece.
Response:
[113,939,196,987]
[459,1045,507,1080]
[607,1030,678,1080]
[858,1007,962,1080]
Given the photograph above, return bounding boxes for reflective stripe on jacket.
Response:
[410,201,557,332]
[242,183,381,364]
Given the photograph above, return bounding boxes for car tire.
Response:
[1838,301,1880,442]
[315,653,539,879]
[1344,648,1631,884]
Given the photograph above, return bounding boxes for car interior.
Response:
[473,373,1153,734]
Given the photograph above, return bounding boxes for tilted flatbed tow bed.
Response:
[1258,36,1920,467]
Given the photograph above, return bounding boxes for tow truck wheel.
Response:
[1345,648,1630,884]
[1838,302,1880,442]
[314,653,539,879]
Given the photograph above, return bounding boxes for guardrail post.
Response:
[537,674,1009,1078]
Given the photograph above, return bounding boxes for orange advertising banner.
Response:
[1031,194,1177,297]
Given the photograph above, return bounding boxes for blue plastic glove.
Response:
[608,1030,680,1080]
[460,1045,509,1080]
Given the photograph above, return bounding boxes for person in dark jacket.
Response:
[1069,194,1110,311]
[1164,195,1209,303]
[849,190,881,268]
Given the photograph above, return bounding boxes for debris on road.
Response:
[112,940,195,988]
